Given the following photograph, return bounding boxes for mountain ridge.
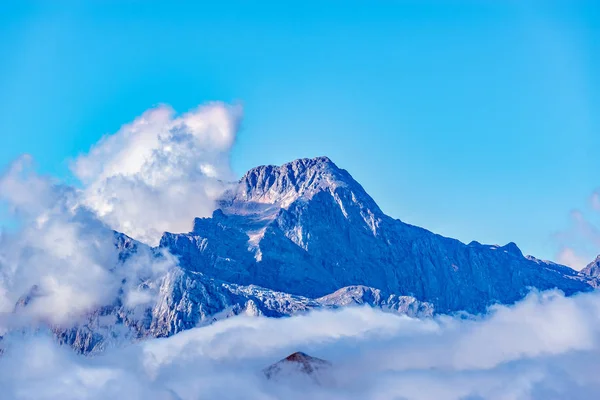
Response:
[6,156,598,354]
[161,156,594,314]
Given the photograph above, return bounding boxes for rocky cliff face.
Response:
[582,255,600,278]
[50,267,432,354]
[162,157,593,314]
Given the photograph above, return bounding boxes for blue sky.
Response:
[1,0,599,263]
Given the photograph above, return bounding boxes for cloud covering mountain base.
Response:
[2,290,600,400]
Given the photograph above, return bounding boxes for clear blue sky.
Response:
[1,0,599,262]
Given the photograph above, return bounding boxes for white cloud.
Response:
[3,291,600,399]
[592,190,600,212]
[554,210,600,269]
[556,247,590,270]
[72,102,243,246]
[0,156,173,326]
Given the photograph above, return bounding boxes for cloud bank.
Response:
[2,290,600,399]
[0,155,173,327]
[72,102,242,246]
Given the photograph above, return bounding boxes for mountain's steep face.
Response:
[11,225,431,354]
[147,268,323,338]
[49,267,317,353]
[48,264,432,354]
[161,157,593,314]
[582,255,600,278]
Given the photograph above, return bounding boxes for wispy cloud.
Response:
[556,247,591,270]
[0,156,173,325]
[72,102,243,246]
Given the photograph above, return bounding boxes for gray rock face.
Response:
[162,157,594,314]
[317,286,434,317]
[49,267,431,353]
[263,351,333,385]
[582,255,600,278]
[10,222,432,354]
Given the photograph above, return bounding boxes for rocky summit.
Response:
[263,352,333,385]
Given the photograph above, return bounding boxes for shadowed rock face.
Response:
[263,352,333,384]
[162,157,595,314]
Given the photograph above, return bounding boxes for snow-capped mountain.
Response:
[161,156,594,314]
[7,157,597,354]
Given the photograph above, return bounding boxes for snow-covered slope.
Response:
[161,157,594,314]
[317,285,433,316]
[49,267,431,353]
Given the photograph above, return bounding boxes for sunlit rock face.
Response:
[163,157,594,314]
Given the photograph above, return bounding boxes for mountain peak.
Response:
[223,156,378,214]
[263,351,333,383]
[240,156,340,188]
[285,351,314,361]
[500,242,523,257]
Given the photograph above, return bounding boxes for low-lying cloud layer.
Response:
[2,290,600,400]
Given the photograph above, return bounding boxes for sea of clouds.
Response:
[2,291,600,399]
[1,103,600,399]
